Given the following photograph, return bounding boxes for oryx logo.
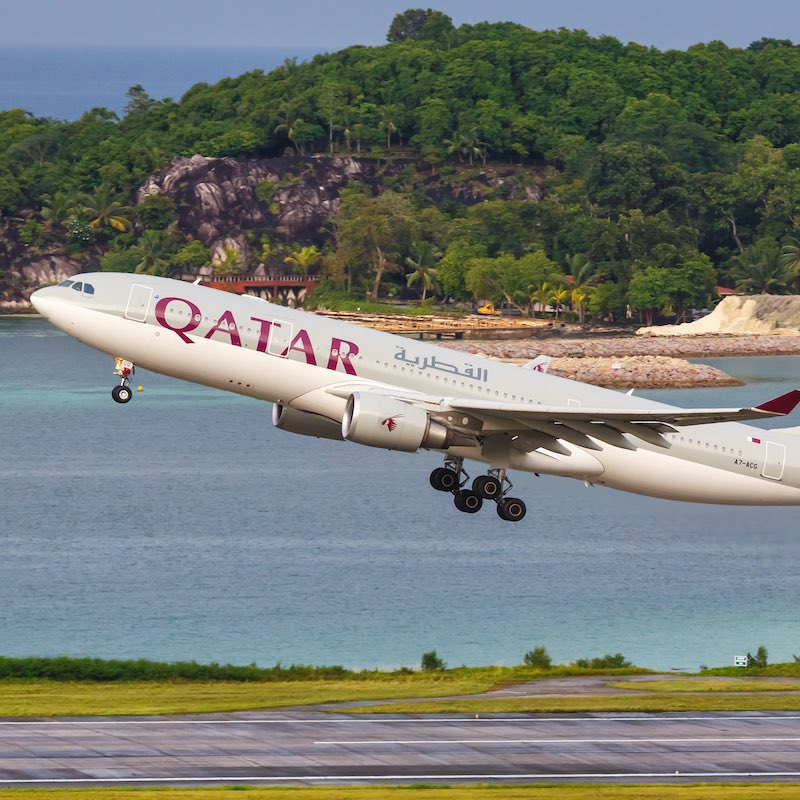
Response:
[381,414,403,432]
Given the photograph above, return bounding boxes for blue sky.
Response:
[2,0,798,50]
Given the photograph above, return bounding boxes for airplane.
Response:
[31,272,800,521]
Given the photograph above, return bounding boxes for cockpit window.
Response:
[59,279,94,295]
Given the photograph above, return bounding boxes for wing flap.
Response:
[450,390,800,427]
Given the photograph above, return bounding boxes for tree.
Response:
[284,245,322,276]
[131,230,175,275]
[420,650,446,671]
[731,242,790,294]
[523,646,552,669]
[387,9,454,43]
[404,240,440,301]
[627,265,679,325]
[78,185,130,234]
[334,189,416,300]
[747,645,768,668]
[170,240,209,274]
[550,285,570,319]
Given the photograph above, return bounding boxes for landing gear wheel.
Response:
[472,475,502,500]
[497,497,526,522]
[430,467,459,492]
[112,384,132,404]
[454,490,483,514]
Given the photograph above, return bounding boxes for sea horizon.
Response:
[0,44,324,120]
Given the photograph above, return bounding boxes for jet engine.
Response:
[342,392,453,452]
[272,403,344,441]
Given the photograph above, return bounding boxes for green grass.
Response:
[2,785,800,799]
[700,663,800,677]
[613,679,800,692]
[345,694,800,714]
[0,677,497,717]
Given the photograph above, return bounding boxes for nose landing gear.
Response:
[428,461,527,521]
[111,357,135,404]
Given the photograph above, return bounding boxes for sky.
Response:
[1,0,798,51]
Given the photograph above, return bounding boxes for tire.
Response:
[112,385,132,404]
[454,490,483,513]
[430,467,458,492]
[473,475,502,499]
[497,497,526,522]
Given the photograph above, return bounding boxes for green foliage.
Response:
[5,21,800,304]
[0,656,355,682]
[523,646,552,669]
[19,218,45,246]
[748,645,769,668]
[572,653,632,669]
[420,650,447,672]
[170,239,209,273]
[135,194,176,230]
[255,179,277,204]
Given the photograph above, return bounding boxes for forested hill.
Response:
[2,9,800,318]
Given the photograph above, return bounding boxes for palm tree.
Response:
[570,287,590,325]
[131,230,172,275]
[379,111,400,152]
[40,191,76,233]
[532,282,552,318]
[550,286,570,319]
[732,244,790,294]
[781,236,800,290]
[78,185,130,234]
[405,241,441,302]
[284,245,322,276]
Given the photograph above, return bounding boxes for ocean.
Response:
[2,315,800,672]
[0,45,322,120]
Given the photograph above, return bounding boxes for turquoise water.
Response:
[2,315,800,671]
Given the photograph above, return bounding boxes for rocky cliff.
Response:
[138,154,543,266]
[2,154,544,310]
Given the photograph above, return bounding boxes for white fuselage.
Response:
[31,273,800,506]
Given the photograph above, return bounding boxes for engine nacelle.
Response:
[342,392,452,452]
[272,403,343,441]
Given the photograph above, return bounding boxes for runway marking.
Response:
[316,737,800,745]
[1,715,800,726]
[3,772,800,784]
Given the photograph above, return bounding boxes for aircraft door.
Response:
[124,284,153,322]
[762,441,786,481]
[268,319,293,356]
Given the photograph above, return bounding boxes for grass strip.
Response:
[0,678,493,717]
[1,784,800,799]
[612,679,800,693]
[345,694,800,714]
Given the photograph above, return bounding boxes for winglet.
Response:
[754,389,800,416]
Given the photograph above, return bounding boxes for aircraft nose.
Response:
[30,286,60,318]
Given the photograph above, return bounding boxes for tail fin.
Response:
[522,355,551,373]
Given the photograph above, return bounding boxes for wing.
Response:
[448,390,800,450]
[324,382,800,451]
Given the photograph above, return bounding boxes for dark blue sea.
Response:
[2,315,800,671]
[0,45,321,120]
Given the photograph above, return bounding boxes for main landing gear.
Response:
[111,357,134,404]
[429,458,527,522]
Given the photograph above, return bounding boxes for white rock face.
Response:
[637,295,800,336]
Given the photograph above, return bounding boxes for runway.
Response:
[2,711,800,787]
